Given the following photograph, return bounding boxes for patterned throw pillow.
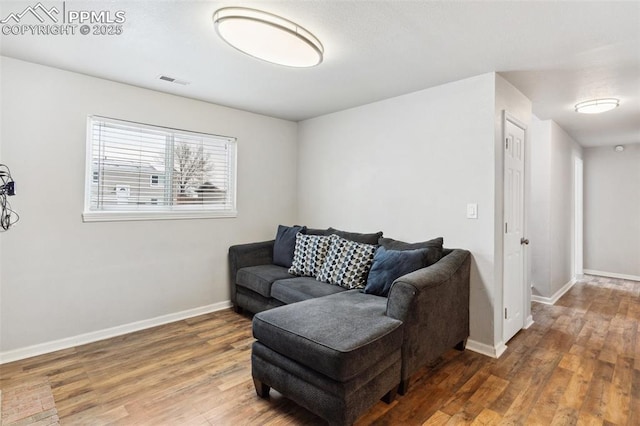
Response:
[288,234,332,277]
[317,235,377,289]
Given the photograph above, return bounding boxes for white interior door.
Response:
[503,117,526,343]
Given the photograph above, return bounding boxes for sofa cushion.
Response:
[236,285,285,313]
[301,227,382,244]
[289,234,332,277]
[364,246,430,297]
[329,227,382,245]
[378,236,444,266]
[303,227,332,236]
[317,235,377,289]
[273,225,306,268]
[271,277,348,304]
[252,291,403,382]
[236,265,294,298]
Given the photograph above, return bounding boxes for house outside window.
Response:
[83,115,237,222]
[150,174,161,187]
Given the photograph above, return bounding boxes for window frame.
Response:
[83,115,237,222]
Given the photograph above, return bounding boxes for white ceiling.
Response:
[1,0,639,147]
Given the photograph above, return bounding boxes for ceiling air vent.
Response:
[158,75,190,86]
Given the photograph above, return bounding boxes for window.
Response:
[84,116,237,222]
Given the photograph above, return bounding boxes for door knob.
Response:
[520,238,529,245]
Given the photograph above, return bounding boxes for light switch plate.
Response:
[467,203,478,219]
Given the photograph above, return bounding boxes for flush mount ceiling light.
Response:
[213,7,323,68]
[574,98,620,114]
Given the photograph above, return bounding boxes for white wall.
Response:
[550,122,582,289]
[494,74,533,344]
[529,117,552,296]
[0,57,298,353]
[584,144,640,278]
[298,72,532,352]
[529,118,583,299]
[0,60,3,351]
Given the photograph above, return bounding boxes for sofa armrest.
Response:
[386,249,471,385]
[228,240,275,304]
[386,249,470,320]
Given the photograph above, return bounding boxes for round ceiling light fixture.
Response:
[213,7,323,68]
[574,98,620,114]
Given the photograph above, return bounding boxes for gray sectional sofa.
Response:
[229,227,470,425]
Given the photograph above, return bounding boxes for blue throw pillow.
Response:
[364,246,429,297]
[273,225,306,268]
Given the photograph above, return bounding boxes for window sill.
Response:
[82,210,238,222]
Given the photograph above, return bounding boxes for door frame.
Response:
[502,111,529,344]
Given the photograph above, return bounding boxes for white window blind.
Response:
[83,116,237,222]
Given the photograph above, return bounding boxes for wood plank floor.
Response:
[1,274,638,425]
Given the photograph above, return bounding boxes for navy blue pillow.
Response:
[364,246,429,297]
[273,225,306,268]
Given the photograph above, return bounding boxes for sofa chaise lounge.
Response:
[229,226,471,425]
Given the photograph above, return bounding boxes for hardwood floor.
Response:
[1,274,638,425]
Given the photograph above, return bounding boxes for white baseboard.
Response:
[531,278,576,305]
[0,301,232,365]
[583,269,640,282]
[523,315,534,329]
[466,339,507,359]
